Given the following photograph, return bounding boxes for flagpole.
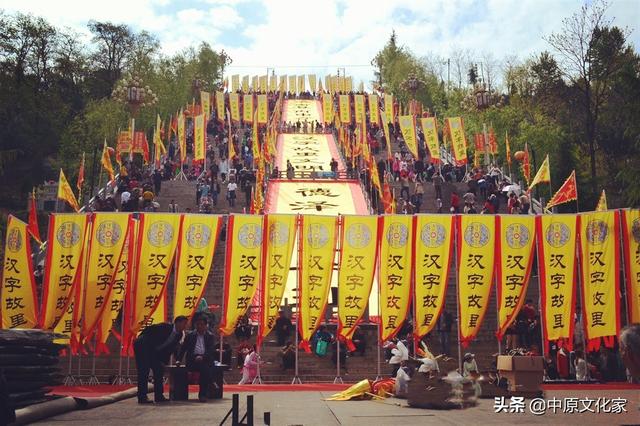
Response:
[292,215,302,384]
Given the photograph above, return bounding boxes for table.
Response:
[167,364,227,401]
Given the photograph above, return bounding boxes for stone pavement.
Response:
[34,389,639,425]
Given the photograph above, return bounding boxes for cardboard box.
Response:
[496,355,544,372]
[499,370,543,392]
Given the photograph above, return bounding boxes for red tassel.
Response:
[345,339,356,352]
[299,341,311,353]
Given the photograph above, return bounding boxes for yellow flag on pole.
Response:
[595,190,607,211]
[528,154,550,192]
[57,169,80,212]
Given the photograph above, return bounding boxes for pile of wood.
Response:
[0,330,65,410]
[407,373,477,409]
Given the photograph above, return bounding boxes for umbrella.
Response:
[501,184,521,196]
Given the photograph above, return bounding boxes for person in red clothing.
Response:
[450,192,461,213]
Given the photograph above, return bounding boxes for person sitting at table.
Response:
[177,316,216,402]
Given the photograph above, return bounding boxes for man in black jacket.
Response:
[177,316,216,402]
[134,316,188,404]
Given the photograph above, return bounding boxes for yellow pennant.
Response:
[298,215,338,351]
[384,94,394,120]
[457,215,496,346]
[380,111,392,159]
[413,215,454,338]
[129,213,180,336]
[257,94,268,124]
[324,75,330,93]
[308,74,317,92]
[177,110,186,162]
[289,75,297,94]
[595,190,608,212]
[537,215,577,346]
[298,75,305,93]
[354,94,365,124]
[339,95,351,124]
[398,115,418,158]
[279,75,287,92]
[379,215,413,342]
[269,74,277,92]
[1,216,39,328]
[322,92,333,124]
[368,94,379,125]
[496,215,536,340]
[243,94,253,123]
[200,90,211,119]
[174,214,221,319]
[419,117,440,163]
[622,209,640,323]
[57,169,80,212]
[215,91,225,122]
[579,211,620,343]
[229,93,240,122]
[338,216,379,346]
[81,213,130,342]
[40,213,89,329]
[194,114,205,162]
[259,75,268,92]
[447,117,468,165]
[259,214,298,346]
[219,215,264,336]
[242,75,249,92]
[231,74,240,92]
[251,75,258,91]
[345,76,353,92]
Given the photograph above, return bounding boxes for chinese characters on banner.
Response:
[339,95,351,124]
[322,92,333,124]
[384,94,394,121]
[621,209,640,323]
[257,94,268,124]
[447,117,468,165]
[40,213,89,330]
[231,74,239,92]
[354,95,365,124]
[270,74,277,92]
[81,213,130,342]
[242,75,249,92]
[413,215,454,338]
[298,75,305,93]
[456,215,496,346]
[308,74,316,92]
[398,115,418,159]
[579,211,620,349]
[258,214,298,347]
[177,111,186,162]
[128,214,180,339]
[537,215,577,350]
[288,75,296,94]
[298,215,338,351]
[279,75,287,92]
[496,215,536,340]
[194,114,205,162]
[215,91,225,122]
[173,215,221,318]
[219,215,263,336]
[379,215,413,342]
[243,94,253,123]
[1,216,38,329]
[337,216,380,349]
[259,75,267,92]
[229,93,240,122]
[200,91,210,120]
[419,117,440,163]
[368,94,379,125]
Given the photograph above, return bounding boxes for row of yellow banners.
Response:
[227,74,356,94]
[2,211,640,353]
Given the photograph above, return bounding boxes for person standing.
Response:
[168,199,179,213]
[227,180,237,207]
[275,311,293,346]
[133,316,188,404]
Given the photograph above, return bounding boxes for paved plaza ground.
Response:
[33,388,639,425]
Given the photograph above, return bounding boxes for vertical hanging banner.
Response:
[447,117,468,165]
[622,209,640,323]
[40,213,89,329]
[322,92,333,124]
[289,75,297,94]
[194,114,205,162]
[346,76,353,92]
[200,91,211,119]
[298,215,338,351]
[259,75,268,92]
[231,74,240,92]
[129,214,180,338]
[258,214,298,347]
[496,215,536,340]
[243,94,254,124]
[308,74,317,92]
[337,216,380,349]
[339,95,351,124]
[219,215,264,336]
[173,214,221,319]
[368,94,379,125]
[413,215,454,338]
[215,91,225,123]
[229,93,240,122]
[537,215,577,349]
[297,75,305,93]
[398,115,418,158]
[269,74,277,92]
[1,216,38,329]
[177,110,186,162]
[251,76,258,91]
[279,75,287,92]
[379,215,413,342]
[579,211,620,349]
[384,94,394,120]
[419,117,440,163]
[257,94,268,124]
[81,213,130,341]
[324,75,330,93]
[456,215,496,346]
[354,95,365,124]
[242,75,249,92]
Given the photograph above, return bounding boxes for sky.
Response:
[2,0,639,90]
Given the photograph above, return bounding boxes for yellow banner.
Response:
[259,75,268,92]
[259,214,298,345]
[379,215,413,342]
[345,76,353,92]
[229,93,240,122]
[380,111,391,152]
[398,115,418,158]
[1,216,38,328]
[457,215,496,346]
[413,215,453,338]
[40,213,89,329]
[384,94,394,120]
[354,94,365,124]
[215,91,225,122]
[269,74,277,92]
[339,95,351,124]
[200,91,210,119]
[129,214,180,337]
[279,75,287,92]
[194,113,205,162]
[242,75,249,92]
[447,117,468,164]
[252,75,258,91]
[579,211,620,343]
[243,94,253,123]
[537,215,577,346]
[338,216,379,345]
[622,209,640,323]
[324,75,330,93]
[173,214,221,318]
[298,215,338,350]
[257,94,268,124]
[289,75,296,94]
[368,94,379,125]
[322,92,333,124]
[231,74,240,92]
[496,215,536,339]
[308,74,316,92]
[332,75,339,93]
[419,117,440,163]
[297,75,305,93]
[219,215,263,336]
[177,110,186,162]
[57,169,79,212]
[81,213,130,340]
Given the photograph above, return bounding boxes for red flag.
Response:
[522,143,531,185]
[546,170,578,209]
[27,189,42,244]
[382,182,395,214]
[76,152,85,193]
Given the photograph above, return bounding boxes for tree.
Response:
[87,21,135,97]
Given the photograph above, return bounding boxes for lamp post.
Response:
[402,73,425,115]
